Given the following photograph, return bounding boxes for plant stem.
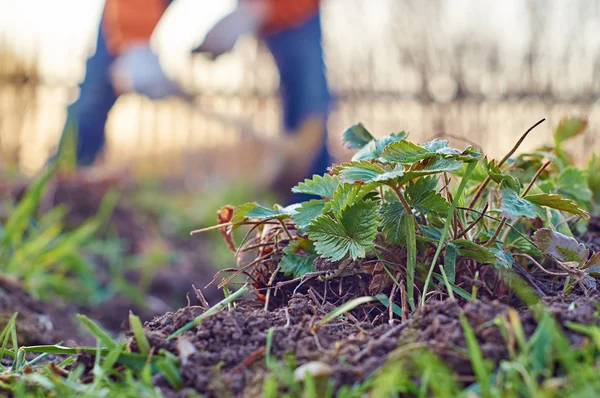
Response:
[168,285,249,340]
[468,118,545,209]
[485,218,506,247]
[486,160,551,248]
[390,184,421,234]
[390,184,419,310]
[521,160,551,197]
[278,219,294,241]
[455,203,489,239]
[513,253,569,277]
[421,161,478,306]
[190,220,278,235]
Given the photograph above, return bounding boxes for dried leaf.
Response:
[217,205,236,251]
[532,228,589,264]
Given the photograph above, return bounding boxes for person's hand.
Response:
[192,2,268,58]
[111,43,183,100]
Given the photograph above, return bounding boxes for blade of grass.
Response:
[129,312,150,355]
[76,314,116,348]
[421,161,477,306]
[459,312,490,396]
[313,296,376,331]
[404,215,417,310]
[375,293,403,317]
[168,284,249,340]
[265,327,275,367]
[0,313,18,367]
[1,166,54,248]
[432,274,472,300]
[156,359,183,391]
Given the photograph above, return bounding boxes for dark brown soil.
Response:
[581,214,600,253]
[0,275,86,346]
[116,286,600,397]
[131,293,404,397]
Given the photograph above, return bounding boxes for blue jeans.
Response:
[265,12,333,202]
[55,10,333,195]
[55,22,117,166]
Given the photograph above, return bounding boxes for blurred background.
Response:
[0,0,599,335]
[1,0,599,186]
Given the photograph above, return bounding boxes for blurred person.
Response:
[53,0,332,203]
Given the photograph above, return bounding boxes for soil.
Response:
[0,275,86,346]
[107,285,599,397]
[581,214,600,253]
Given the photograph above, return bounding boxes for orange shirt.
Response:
[102,0,321,55]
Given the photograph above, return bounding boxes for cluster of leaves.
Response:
[219,117,598,307]
[512,116,600,214]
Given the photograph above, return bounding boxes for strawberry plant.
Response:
[201,118,598,311]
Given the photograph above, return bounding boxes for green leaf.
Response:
[397,156,464,185]
[380,202,407,244]
[280,238,317,277]
[490,248,514,268]
[352,132,408,161]
[553,116,587,147]
[338,161,386,183]
[231,203,259,223]
[405,176,449,215]
[292,174,341,199]
[588,153,600,205]
[452,239,496,263]
[524,193,589,219]
[555,167,593,205]
[444,243,458,284]
[232,203,292,223]
[342,123,374,149]
[381,140,434,164]
[532,228,588,264]
[307,200,379,261]
[291,200,326,230]
[483,157,519,189]
[423,139,461,156]
[500,182,545,220]
[327,182,377,215]
[338,161,405,185]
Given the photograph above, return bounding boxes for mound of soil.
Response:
[115,286,600,397]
